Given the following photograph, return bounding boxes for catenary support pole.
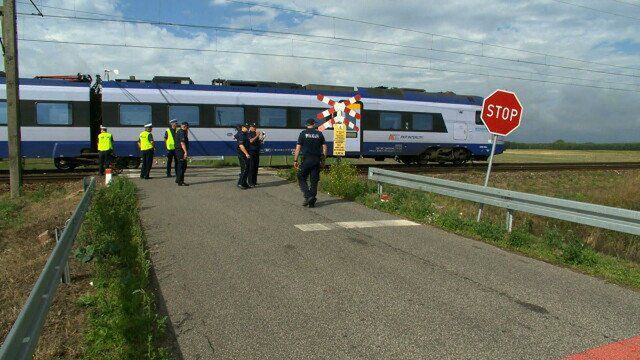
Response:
[477,134,498,222]
[2,0,23,198]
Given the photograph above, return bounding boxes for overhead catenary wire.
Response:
[19,38,640,93]
[17,11,640,81]
[608,0,640,8]
[550,0,640,21]
[224,0,640,73]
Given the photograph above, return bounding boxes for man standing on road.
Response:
[175,121,190,186]
[294,118,327,207]
[164,119,178,177]
[138,123,155,179]
[247,123,262,187]
[236,123,251,189]
[97,125,114,176]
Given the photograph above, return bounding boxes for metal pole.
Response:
[506,209,514,233]
[477,134,498,221]
[2,0,23,198]
[377,182,382,197]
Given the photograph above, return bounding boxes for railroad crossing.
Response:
[134,167,640,359]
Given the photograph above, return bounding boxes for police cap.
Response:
[169,119,178,124]
[181,121,189,126]
[305,118,315,126]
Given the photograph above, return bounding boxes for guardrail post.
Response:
[505,209,514,233]
[377,182,383,197]
[54,226,71,284]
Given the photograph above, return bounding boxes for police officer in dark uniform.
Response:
[175,122,190,186]
[247,123,262,187]
[236,123,251,189]
[294,118,327,207]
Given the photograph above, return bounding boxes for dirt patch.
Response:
[0,181,93,359]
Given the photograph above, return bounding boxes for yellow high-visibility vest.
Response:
[97,132,113,151]
[139,131,154,151]
[165,128,175,151]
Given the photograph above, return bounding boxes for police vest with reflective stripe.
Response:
[165,128,175,151]
[139,131,154,151]
[97,132,113,151]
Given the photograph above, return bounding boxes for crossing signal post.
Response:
[1,0,23,198]
[316,94,361,159]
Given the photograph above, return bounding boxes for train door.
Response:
[453,122,468,140]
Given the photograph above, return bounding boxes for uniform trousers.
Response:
[140,149,154,179]
[98,150,112,175]
[297,157,321,199]
[166,149,176,176]
[175,150,187,184]
[237,154,250,186]
[248,152,260,185]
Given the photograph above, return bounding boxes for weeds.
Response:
[77,177,171,359]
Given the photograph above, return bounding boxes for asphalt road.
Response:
[133,167,640,359]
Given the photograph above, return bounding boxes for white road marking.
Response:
[295,219,419,232]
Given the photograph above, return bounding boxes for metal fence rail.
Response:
[369,167,640,236]
[0,177,96,360]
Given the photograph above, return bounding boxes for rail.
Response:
[0,177,96,360]
[368,167,640,235]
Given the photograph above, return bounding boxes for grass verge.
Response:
[75,177,171,359]
[278,162,640,290]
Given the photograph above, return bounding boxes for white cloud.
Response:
[10,0,640,142]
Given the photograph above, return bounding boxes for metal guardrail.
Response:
[369,167,640,236]
[0,177,96,360]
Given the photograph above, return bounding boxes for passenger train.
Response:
[0,74,504,170]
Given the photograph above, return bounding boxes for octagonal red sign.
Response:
[481,89,523,136]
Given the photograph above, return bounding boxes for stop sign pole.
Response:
[476,89,523,223]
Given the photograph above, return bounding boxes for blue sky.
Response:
[9,0,640,142]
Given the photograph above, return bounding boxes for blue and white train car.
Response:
[100,79,504,164]
[0,78,92,167]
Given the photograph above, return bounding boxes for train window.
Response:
[412,113,434,131]
[475,111,484,125]
[0,102,6,125]
[379,112,402,130]
[119,104,151,126]
[215,106,244,126]
[36,102,72,125]
[259,107,287,128]
[300,108,320,127]
[169,105,199,126]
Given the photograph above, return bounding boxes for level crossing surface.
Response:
[133,167,640,359]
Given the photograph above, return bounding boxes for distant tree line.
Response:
[505,140,640,150]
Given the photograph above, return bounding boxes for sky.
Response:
[7,0,640,142]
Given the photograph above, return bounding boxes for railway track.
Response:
[2,161,639,183]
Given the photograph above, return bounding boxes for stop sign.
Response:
[481,89,523,136]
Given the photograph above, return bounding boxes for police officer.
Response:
[97,125,114,176]
[164,119,178,177]
[236,123,251,189]
[175,121,190,186]
[138,123,155,179]
[294,118,327,207]
[247,123,262,187]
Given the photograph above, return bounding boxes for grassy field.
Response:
[494,149,640,163]
[429,169,640,262]
[0,181,92,359]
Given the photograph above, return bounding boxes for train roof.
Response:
[0,77,91,87]
[102,79,483,106]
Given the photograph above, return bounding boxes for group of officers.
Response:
[96,117,327,206]
[96,119,191,186]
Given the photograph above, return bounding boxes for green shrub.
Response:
[474,220,506,243]
[77,177,171,359]
[561,234,597,265]
[543,227,564,248]
[320,161,367,200]
[508,228,533,248]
